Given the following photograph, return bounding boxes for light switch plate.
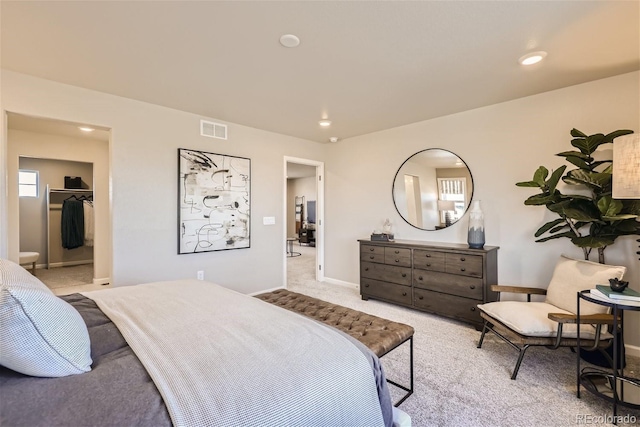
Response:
[263,216,276,225]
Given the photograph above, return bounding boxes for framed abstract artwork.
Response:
[178,148,251,253]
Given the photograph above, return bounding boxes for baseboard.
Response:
[323,277,358,290]
[626,344,640,358]
[248,285,285,296]
[92,277,110,286]
[47,260,93,268]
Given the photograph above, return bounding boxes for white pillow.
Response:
[545,255,626,316]
[0,259,92,377]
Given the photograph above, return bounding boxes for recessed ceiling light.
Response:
[519,51,547,66]
[78,127,95,132]
[319,120,331,127]
[279,34,300,48]
[329,137,339,143]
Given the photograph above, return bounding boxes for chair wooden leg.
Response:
[511,344,531,380]
[31,262,37,276]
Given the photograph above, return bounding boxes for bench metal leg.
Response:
[385,336,414,407]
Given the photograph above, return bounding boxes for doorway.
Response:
[284,157,324,288]
[8,112,111,293]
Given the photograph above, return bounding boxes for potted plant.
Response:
[516,128,640,264]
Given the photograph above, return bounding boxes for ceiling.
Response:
[2,1,638,143]
[8,113,110,142]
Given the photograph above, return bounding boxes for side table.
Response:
[577,290,640,424]
[286,237,301,257]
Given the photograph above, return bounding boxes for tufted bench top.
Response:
[255,289,414,358]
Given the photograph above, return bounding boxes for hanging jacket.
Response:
[61,199,85,249]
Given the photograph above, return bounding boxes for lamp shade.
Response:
[613,134,640,199]
[437,200,456,211]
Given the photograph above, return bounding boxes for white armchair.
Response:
[476,255,626,379]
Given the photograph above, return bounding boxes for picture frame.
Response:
[178,148,251,254]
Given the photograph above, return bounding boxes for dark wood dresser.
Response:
[359,239,499,329]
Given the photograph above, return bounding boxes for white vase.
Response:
[467,200,485,249]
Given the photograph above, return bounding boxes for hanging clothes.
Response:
[83,200,94,247]
[61,199,85,249]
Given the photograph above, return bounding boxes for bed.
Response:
[0,259,403,427]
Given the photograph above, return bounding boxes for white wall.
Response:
[1,71,326,293]
[325,71,640,346]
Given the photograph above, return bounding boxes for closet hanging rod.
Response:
[49,188,93,193]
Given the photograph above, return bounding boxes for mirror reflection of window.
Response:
[437,177,466,223]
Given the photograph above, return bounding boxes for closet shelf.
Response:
[49,188,93,193]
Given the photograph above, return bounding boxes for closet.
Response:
[46,185,94,268]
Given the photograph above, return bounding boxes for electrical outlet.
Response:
[197,270,204,281]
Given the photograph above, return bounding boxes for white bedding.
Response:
[83,280,386,427]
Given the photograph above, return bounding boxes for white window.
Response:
[437,177,466,223]
[18,170,39,198]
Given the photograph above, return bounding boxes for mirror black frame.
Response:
[392,148,474,231]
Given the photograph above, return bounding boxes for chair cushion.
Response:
[477,301,612,339]
[0,259,92,377]
[545,255,626,316]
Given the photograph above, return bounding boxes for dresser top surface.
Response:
[358,238,499,252]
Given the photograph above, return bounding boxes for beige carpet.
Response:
[36,264,94,289]
[287,248,640,427]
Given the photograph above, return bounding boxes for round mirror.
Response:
[392,148,474,231]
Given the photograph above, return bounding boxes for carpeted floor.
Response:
[36,264,94,289]
[287,246,640,427]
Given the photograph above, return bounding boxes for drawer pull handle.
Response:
[365,284,369,287]
[364,268,369,271]
[461,257,466,261]
[401,273,407,277]
[470,285,476,290]
[402,292,407,296]
[370,256,375,259]
[470,307,476,312]
[461,268,466,272]
[395,250,400,254]
[418,296,424,300]
[426,263,431,267]
[369,248,374,251]
[418,276,423,280]
[395,259,400,263]
[425,254,431,258]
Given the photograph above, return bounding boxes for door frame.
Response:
[283,156,325,285]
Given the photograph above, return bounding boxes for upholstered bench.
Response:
[255,289,414,406]
[19,252,40,276]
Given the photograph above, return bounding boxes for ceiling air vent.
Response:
[200,120,227,140]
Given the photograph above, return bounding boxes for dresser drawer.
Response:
[413,270,483,300]
[413,288,481,324]
[445,253,483,278]
[361,261,411,286]
[384,247,411,267]
[413,250,445,272]
[360,244,385,263]
[361,278,412,305]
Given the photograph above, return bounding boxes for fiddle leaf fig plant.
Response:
[516,128,640,264]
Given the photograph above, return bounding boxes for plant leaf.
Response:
[571,128,588,138]
[535,231,576,243]
[604,129,634,143]
[562,169,610,189]
[534,218,566,237]
[565,156,590,169]
[556,150,590,160]
[515,181,541,188]
[597,196,622,217]
[546,165,567,193]
[533,166,549,187]
[524,193,558,205]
